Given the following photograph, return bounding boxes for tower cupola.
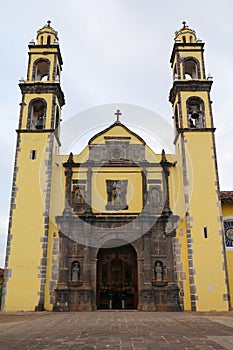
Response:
[174,21,197,44]
[19,21,65,133]
[169,22,212,133]
[36,20,59,46]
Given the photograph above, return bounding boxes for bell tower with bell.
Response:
[169,22,230,311]
[2,21,65,311]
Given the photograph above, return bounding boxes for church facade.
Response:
[2,22,233,312]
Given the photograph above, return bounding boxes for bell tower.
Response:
[2,21,65,311]
[169,23,230,311]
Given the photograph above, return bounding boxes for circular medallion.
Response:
[225,227,233,241]
[112,147,121,159]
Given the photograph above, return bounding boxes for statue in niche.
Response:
[71,261,80,282]
[155,261,163,282]
[106,179,128,210]
[113,181,122,205]
[149,187,160,204]
[76,187,83,203]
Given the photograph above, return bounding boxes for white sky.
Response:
[1,0,233,267]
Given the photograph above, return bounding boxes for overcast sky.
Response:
[1,0,233,267]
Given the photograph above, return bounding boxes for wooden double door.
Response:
[96,244,138,309]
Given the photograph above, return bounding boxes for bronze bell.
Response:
[191,110,199,119]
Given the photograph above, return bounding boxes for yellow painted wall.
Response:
[183,132,228,311]
[92,168,143,213]
[4,133,53,311]
[169,156,192,311]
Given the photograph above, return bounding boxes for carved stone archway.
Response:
[96,243,138,309]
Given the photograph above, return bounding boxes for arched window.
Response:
[186,97,205,128]
[40,36,43,45]
[47,35,51,45]
[183,58,199,79]
[33,59,50,81]
[182,36,186,43]
[28,99,46,130]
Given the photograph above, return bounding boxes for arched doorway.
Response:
[96,244,138,309]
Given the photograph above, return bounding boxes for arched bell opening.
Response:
[183,58,200,79]
[96,242,138,310]
[186,96,205,128]
[27,98,47,130]
[33,59,50,81]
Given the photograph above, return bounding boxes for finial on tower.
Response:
[47,20,51,27]
[182,21,188,29]
[161,149,167,163]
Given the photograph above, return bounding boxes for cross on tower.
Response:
[115,109,122,122]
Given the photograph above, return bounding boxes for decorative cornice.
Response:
[19,82,65,107]
[221,191,233,204]
[170,42,205,64]
[28,45,63,65]
[169,80,212,104]
[174,127,216,144]
[63,159,163,168]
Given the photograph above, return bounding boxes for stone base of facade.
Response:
[138,284,180,311]
[53,284,180,312]
[53,288,94,312]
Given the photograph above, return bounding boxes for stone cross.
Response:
[115,109,122,122]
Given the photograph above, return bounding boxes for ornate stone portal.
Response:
[53,122,180,312]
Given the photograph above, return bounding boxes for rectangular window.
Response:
[203,227,208,238]
[30,150,37,160]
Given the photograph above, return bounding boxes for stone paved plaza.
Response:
[0,311,233,350]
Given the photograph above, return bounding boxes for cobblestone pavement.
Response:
[0,311,233,350]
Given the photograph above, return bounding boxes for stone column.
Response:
[91,257,98,310]
[143,233,151,284]
[137,258,144,310]
[165,229,176,282]
[53,233,69,311]
[56,233,69,287]
[140,233,155,310]
[160,149,172,217]
[86,167,92,214]
[63,154,73,215]
[142,168,147,208]
[83,245,91,288]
